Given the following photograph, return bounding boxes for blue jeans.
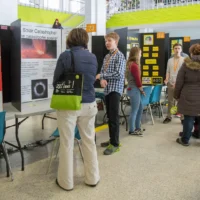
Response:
[182,115,200,143]
[127,87,143,132]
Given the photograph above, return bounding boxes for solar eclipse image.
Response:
[31,79,48,100]
[21,39,57,59]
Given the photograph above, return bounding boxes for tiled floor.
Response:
[0,108,200,200]
[1,110,108,172]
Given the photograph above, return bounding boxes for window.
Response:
[44,0,60,10]
[19,0,34,5]
[70,0,81,13]
[18,0,85,13]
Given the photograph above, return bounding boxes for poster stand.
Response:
[0,41,3,111]
[190,39,200,46]
[8,20,62,112]
[10,19,21,111]
[140,32,169,85]
[92,36,108,88]
[114,27,128,59]
[126,30,140,59]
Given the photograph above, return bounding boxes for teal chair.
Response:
[149,84,164,121]
[0,111,13,181]
[46,126,83,174]
[141,86,154,124]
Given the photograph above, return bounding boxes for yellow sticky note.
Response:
[143,53,149,57]
[142,77,152,84]
[152,53,158,57]
[145,59,157,64]
[184,36,190,42]
[143,71,149,76]
[153,65,159,70]
[143,47,149,51]
[152,71,159,76]
[157,32,165,39]
[143,65,149,70]
[152,46,159,51]
[152,77,163,84]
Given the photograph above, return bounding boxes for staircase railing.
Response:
[61,5,85,27]
[107,0,200,16]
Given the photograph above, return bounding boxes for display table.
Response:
[4,103,19,121]
[4,100,55,171]
[4,98,105,171]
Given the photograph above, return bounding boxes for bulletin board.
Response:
[140,32,169,85]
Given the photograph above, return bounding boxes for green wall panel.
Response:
[18,5,84,27]
[106,5,200,28]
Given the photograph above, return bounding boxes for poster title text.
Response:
[22,28,58,40]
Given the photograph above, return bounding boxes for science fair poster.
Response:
[21,26,61,103]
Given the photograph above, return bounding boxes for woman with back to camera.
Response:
[53,28,100,191]
[126,47,145,136]
[174,43,200,146]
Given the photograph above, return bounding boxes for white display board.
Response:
[21,26,62,103]
[61,28,71,52]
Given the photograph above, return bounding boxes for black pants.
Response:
[105,92,121,147]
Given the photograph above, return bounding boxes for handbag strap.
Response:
[70,50,75,73]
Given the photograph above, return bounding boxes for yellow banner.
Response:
[145,59,157,64]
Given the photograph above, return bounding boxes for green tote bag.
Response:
[50,51,83,110]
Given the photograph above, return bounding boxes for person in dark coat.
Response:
[174,43,200,146]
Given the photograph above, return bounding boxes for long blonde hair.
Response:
[126,47,141,78]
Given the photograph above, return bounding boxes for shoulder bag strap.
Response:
[70,50,75,73]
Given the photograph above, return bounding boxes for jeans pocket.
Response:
[127,87,139,97]
[127,89,133,97]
